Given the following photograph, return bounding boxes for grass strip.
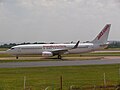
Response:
[0,64,119,89]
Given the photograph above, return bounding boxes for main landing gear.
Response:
[58,55,62,59]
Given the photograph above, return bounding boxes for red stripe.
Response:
[97,25,109,40]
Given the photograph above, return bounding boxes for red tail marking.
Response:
[97,25,109,40]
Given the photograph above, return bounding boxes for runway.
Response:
[0,58,120,68]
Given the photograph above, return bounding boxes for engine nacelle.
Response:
[42,51,53,57]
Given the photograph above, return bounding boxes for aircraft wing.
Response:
[51,41,80,55]
[51,49,68,55]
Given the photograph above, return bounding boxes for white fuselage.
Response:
[6,43,106,56]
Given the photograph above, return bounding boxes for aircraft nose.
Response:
[6,49,12,54]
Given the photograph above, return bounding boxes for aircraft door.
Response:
[17,47,21,53]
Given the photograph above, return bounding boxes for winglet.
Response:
[73,41,80,49]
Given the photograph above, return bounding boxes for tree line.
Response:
[108,41,120,48]
[0,42,53,48]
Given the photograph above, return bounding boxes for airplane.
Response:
[6,24,111,59]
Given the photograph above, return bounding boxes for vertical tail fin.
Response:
[91,24,111,44]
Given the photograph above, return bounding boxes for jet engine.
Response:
[42,51,53,57]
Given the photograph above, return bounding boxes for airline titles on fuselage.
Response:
[43,45,67,49]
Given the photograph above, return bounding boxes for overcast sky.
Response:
[0,0,120,43]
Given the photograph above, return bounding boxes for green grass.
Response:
[81,52,120,56]
[63,52,120,57]
[107,48,120,50]
[0,64,120,90]
[0,48,8,51]
[0,54,12,57]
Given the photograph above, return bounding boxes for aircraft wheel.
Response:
[58,55,62,59]
[16,56,18,59]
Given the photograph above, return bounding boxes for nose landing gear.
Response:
[16,56,18,59]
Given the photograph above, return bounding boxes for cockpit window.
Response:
[11,48,15,50]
